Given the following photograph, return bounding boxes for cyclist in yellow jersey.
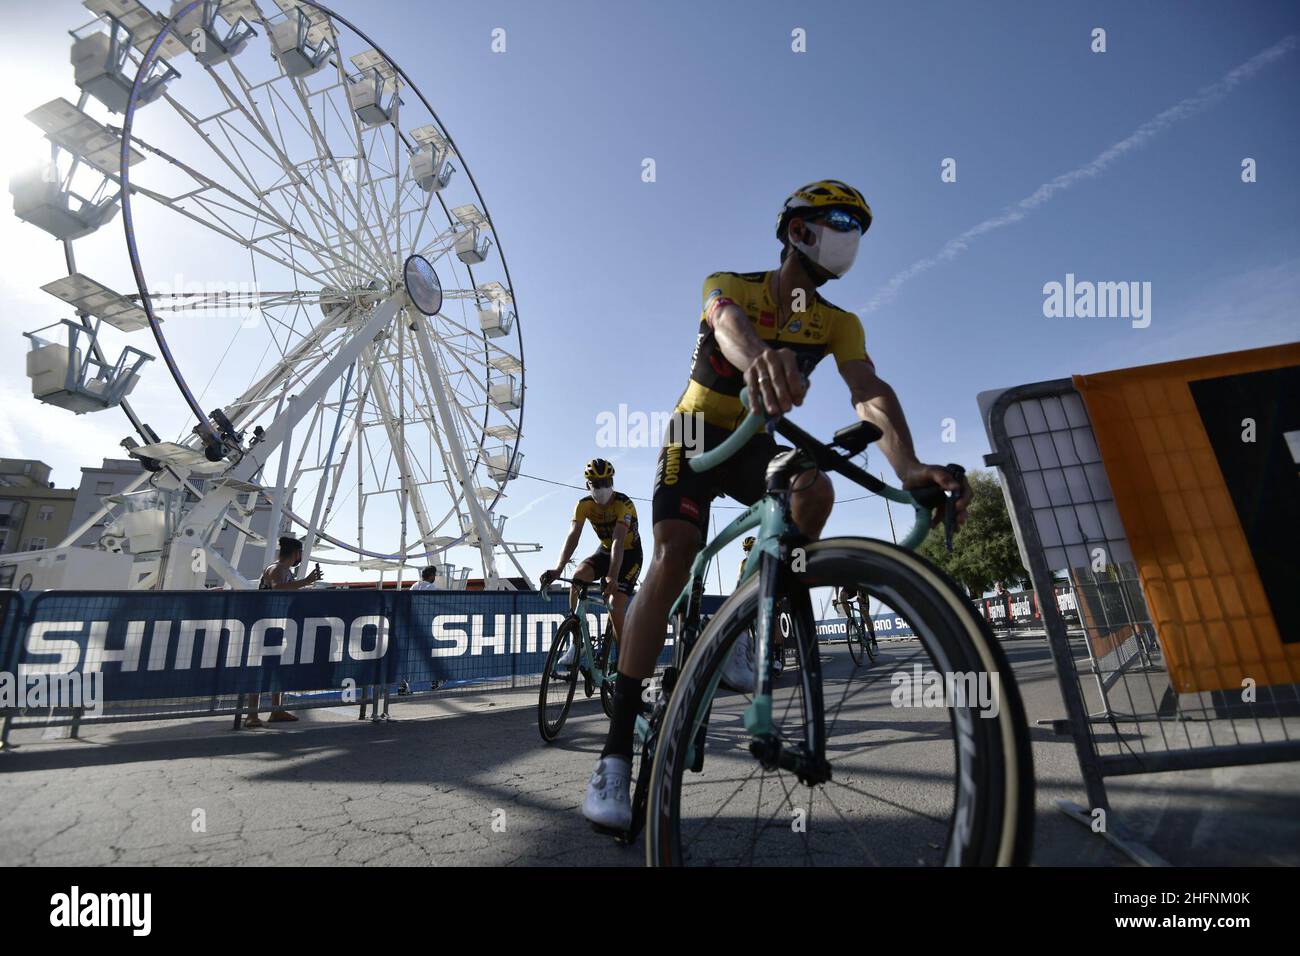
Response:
[581,180,972,833]
[539,459,642,642]
[737,535,755,585]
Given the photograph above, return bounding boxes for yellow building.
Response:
[0,459,77,585]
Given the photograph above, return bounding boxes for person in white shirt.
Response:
[411,566,438,590]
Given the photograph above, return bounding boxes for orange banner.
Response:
[1073,344,1300,693]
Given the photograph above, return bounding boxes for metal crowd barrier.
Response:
[980,378,1300,865]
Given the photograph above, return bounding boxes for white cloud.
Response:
[0,379,126,486]
[862,34,1299,315]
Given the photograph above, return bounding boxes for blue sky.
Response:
[1,0,1297,589]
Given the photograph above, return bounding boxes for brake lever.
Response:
[752,375,810,435]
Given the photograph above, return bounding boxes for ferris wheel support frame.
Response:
[411,314,501,586]
[162,294,401,588]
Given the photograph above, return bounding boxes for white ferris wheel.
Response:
[9,0,536,590]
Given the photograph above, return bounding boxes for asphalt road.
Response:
[1,638,1296,866]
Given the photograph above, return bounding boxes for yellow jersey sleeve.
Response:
[829,308,868,365]
[616,497,638,546]
[571,499,589,525]
[701,273,748,327]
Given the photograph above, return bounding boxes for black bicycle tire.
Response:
[646,537,1035,867]
[538,617,581,743]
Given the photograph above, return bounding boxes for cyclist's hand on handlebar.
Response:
[744,348,805,416]
[538,568,559,589]
[903,462,971,530]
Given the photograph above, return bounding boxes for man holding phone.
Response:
[244,535,323,727]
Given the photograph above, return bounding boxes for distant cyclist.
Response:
[581,180,971,833]
[719,536,759,691]
[835,585,878,652]
[539,459,642,668]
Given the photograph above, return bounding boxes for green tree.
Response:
[915,469,1029,597]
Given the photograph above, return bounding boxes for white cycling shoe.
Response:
[556,641,577,668]
[719,633,758,693]
[582,755,632,831]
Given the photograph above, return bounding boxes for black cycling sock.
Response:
[600,673,643,761]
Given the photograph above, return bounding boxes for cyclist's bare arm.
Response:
[838,357,971,527]
[606,521,628,591]
[711,302,805,415]
[542,520,583,584]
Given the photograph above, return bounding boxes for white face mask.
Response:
[592,487,614,505]
[791,221,860,278]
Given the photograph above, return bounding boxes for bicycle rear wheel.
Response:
[865,613,879,662]
[646,537,1034,866]
[847,617,868,667]
[538,618,581,743]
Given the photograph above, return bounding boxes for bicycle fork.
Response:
[743,544,832,788]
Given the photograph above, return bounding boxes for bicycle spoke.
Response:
[818,785,885,865]
[821,776,951,827]
[823,647,926,741]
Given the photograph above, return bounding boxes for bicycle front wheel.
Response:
[538,617,581,743]
[646,537,1034,866]
[597,626,617,720]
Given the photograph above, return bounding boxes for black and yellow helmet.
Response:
[584,458,615,483]
[776,179,873,241]
[742,536,756,552]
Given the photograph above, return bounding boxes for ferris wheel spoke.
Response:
[413,222,466,267]
[218,318,347,436]
[222,56,397,282]
[378,329,484,544]
[396,343,467,521]
[122,113,360,288]
[166,55,394,284]
[324,50,403,276]
[280,402,328,503]
[365,334,442,547]
[402,171,440,258]
[306,366,370,547]
[143,288,327,315]
[374,329,449,546]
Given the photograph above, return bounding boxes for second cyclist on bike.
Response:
[539,459,642,674]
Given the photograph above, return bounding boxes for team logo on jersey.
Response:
[662,444,682,486]
[759,311,776,327]
[787,319,802,333]
[679,497,700,519]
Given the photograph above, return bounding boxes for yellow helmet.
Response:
[584,458,615,483]
[742,536,756,552]
[776,179,873,241]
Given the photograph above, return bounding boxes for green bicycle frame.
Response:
[665,387,942,742]
[540,584,613,682]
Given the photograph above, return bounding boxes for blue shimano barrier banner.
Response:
[815,613,916,641]
[0,589,730,703]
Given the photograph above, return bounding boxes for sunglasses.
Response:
[815,208,865,233]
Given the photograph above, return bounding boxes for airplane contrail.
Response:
[861,34,1298,314]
